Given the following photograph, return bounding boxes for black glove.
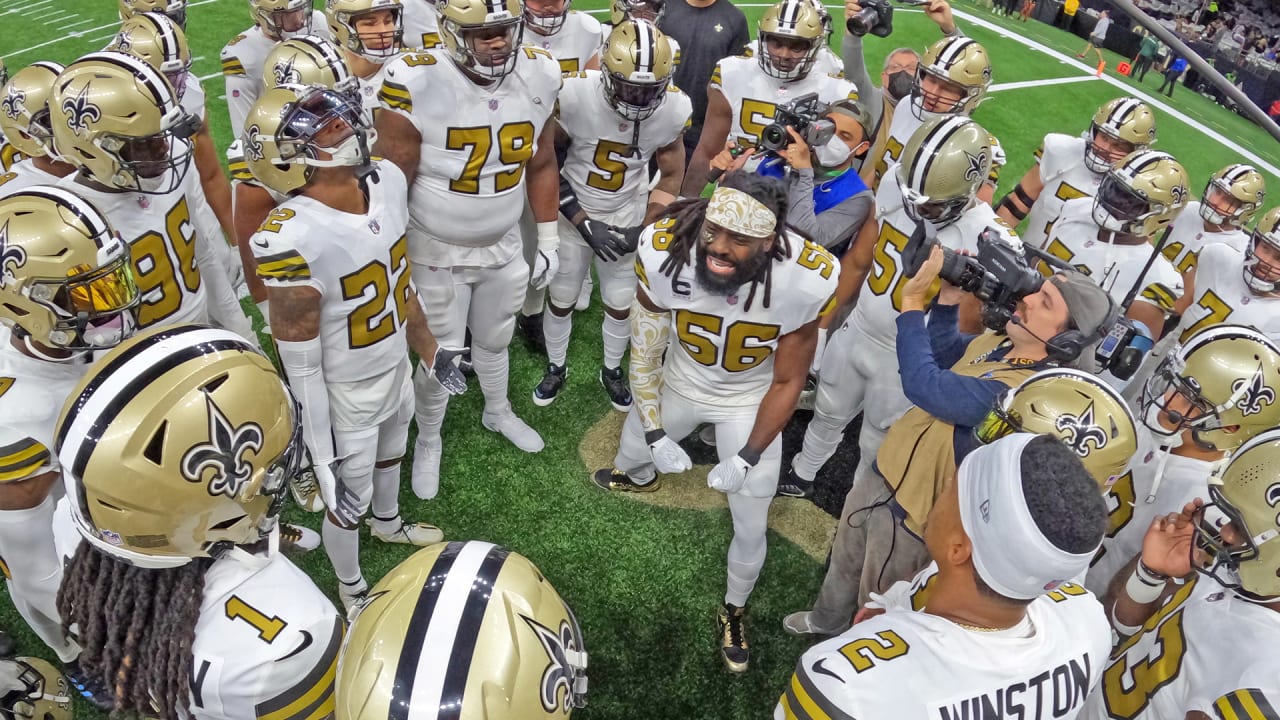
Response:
[612,224,644,255]
[578,218,632,262]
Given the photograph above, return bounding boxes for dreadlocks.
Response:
[57,542,211,720]
[657,171,792,311]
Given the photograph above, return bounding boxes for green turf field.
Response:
[1,1,1278,717]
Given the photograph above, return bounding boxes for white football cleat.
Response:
[482,410,544,453]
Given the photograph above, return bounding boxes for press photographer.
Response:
[710,95,875,255]
[782,240,1118,637]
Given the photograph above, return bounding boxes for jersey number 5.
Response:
[340,235,413,349]
[675,310,780,372]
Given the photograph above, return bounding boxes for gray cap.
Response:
[1050,272,1117,338]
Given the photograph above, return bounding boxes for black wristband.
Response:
[1012,182,1036,209]
[558,174,584,220]
[738,445,762,466]
[644,429,668,445]
[997,194,1028,221]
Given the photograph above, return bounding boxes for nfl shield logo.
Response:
[488,99,499,111]
[727,294,738,306]
[369,219,380,234]
[101,529,123,546]
[619,123,629,133]
[1242,296,1252,305]
[137,195,151,209]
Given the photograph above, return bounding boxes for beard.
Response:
[693,242,770,296]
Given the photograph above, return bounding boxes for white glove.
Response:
[707,453,755,494]
[531,249,559,291]
[313,459,361,526]
[647,431,693,474]
[811,326,828,375]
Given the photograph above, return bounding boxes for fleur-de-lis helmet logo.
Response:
[113,30,133,54]
[1232,366,1277,417]
[1054,402,1109,457]
[0,221,26,287]
[523,616,581,713]
[0,86,25,120]
[963,149,988,183]
[180,393,265,499]
[62,82,102,137]
[244,125,265,162]
[272,54,301,86]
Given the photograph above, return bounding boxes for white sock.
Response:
[521,286,545,316]
[471,345,512,416]
[602,311,630,370]
[370,463,401,524]
[543,309,573,367]
[0,497,79,660]
[322,518,363,586]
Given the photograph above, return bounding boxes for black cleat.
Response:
[63,660,115,711]
[532,363,568,406]
[0,630,14,658]
[776,467,815,499]
[517,312,547,355]
[592,467,660,493]
[718,603,750,673]
[599,365,632,411]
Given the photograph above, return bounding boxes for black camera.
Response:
[937,228,1044,331]
[847,0,894,36]
[758,93,836,155]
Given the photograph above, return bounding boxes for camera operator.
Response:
[709,98,875,255]
[783,244,1117,637]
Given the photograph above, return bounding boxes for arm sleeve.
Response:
[276,336,336,465]
[840,33,883,128]
[629,298,671,434]
[785,171,872,250]
[896,310,1010,425]
[924,303,976,366]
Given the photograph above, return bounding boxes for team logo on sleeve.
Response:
[523,616,581,714]
[1232,367,1276,417]
[62,84,102,137]
[0,87,25,120]
[180,393,265,499]
[0,222,25,286]
[1054,403,1108,457]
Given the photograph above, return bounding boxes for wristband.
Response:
[536,221,560,253]
[558,175,585,221]
[738,446,762,467]
[644,429,667,445]
[1136,558,1169,584]
[1124,563,1166,605]
[1109,602,1144,636]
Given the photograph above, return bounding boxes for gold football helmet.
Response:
[0,61,65,159]
[108,12,194,99]
[50,51,197,194]
[0,657,73,720]
[910,36,990,120]
[608,0,664,25]
[55,324,304,569]
[1140,324,1280,452]
[0,187,139,354]
[243,84,371,196]
[337,541,588,719]
[601,20,674,121]
[756,0,824,82]
[1199,163,1265,228]
[326,0,404,62]
[976,368,1137,490]
[1091,149,1188,237]
[1196,427,1280,599]
[1244,206,1280,294]
[438,0,523,81]
[896,116,991,228]
[251,0,315,39]
[1083,97,1155,173]
[262,35,360,103]
[118,0,188,27]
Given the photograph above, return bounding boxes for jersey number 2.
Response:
[340,235,413,349]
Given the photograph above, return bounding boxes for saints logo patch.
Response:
[180,393,265,499]
[0,221,26,287]
[243,126,265,162]
[1054,402,1109,457]
[1232,367,1277,417]
[61,83,102,137]
[272,55,301,86]
[963,149,988,183]
[0,86,25,121]
[523,616,582,713]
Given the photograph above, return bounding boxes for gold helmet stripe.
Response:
[254,617,343,720]
[56,326,258,479]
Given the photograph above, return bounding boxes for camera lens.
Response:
[938,248,985,293]
[760,123,788,152]
[846,6,878,36]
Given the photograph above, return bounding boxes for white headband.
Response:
[957,433,1098,600]
[705,187,777,238]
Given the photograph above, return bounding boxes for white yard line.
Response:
[990,75,1100,92]
[4,0,218,58]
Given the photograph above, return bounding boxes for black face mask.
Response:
[885,70,913,102]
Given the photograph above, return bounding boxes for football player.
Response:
[593,174,840,672]
[867,34,991,191]
[1160,162,1265,274]
[118,0,188,27]
[0,188,139,709]
[374,0,564,496]
[1085,325,1280,595]
[326,0,405,114]
[109,14,252,341]
[401,0,442,49]
[737,0,843,78]
[678,0,859,198]
[1088,427,1280,720]
[523,0,603,74]
[227,35,358,327]
[0,656,73,719]
[1040,148,1187,341]
[605,0,680,63]
[996,97,1157,249]
[221,0,331,135]
[243,84,465,609]
[0,59,16,172]
[54,325,343,720]
[0,62,74,194]
[335,541,588,717]
[778,434,1111,720]
[535,20,690,410]
[782,116,1012,499]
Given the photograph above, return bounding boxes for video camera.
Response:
[846,0,928,38]
[758,93,835,155]
[935,228,1043,332]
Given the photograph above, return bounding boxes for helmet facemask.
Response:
[1191,488,1280,601]
[275,87,373,169]
[258,0,314,39]
[1199,176,1248,228]
[602,69,668,121]
[1091,171,1157,235]
[97,114,196,194]
[445,15,522,81]
[1139,356,1220,447]
[899,175,969,229]
[344,7,405,62]
[1244,228,1280,294]
[974,388,1021,445]
[909,67,973,121]
[31,249,142,353]
[524,0,571,36]
[1083,124,1137,174]
[756,32,818,82]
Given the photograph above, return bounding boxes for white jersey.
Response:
[185,551,342,720]
[558,71,690,221]
[58,170,210,329]
[1081,576,1280,720]
[527,11,603,75]
[401,0,442,49]
[0,139,21,171]
[1022,133,1103,249]
[1159,199,1250,275]
[636,223,839,407]
[378,47,561,260]
[850,168,1014,349]
[220,16,330,133]
[1085,428,1217,595]
[251,159,411,386]
[180,71,206,121]
[783,562,1111,720]
[0,160,64,197]
[1041,197,1182,314]
[870,95,924,189]
[356,64,389,116]
[0,343,87,484]
[1176,243,1280,345]
[226,140,289,203]
[709,55,858,149]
